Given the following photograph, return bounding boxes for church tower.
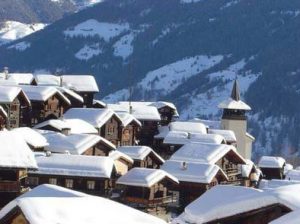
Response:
[218,79,254,159]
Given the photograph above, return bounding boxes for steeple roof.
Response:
[231,79,240,101]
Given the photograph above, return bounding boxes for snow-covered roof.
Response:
[0,86,30,104]
[161,160,228,184]
[258,156,286,168]
[0,105,7,118]
[116,111,142,127]
[154,126,170,139]
[208,129,237,142]
[107,103,161,121]
[191,119,220,129]
[63,108,120,128]
[31,153,115,178]
[7,73,34,85]
[10,127,49,148]
[40,131,115,155]
[93,99,107,107]
[259,179,300,190]
[57,87,84,103]
[117,146,164,163]
[0,184,167,224]
[169,121,207,134]
[20,85,70,104]
[62,75,99,92]
[163,131,225,145]
[170,143,246,165]
[34,118,98,134]
[241,159,255,178]
[285,169,300,181]
[34,74,61,86]
[284,163,294,175]
[218,98,251,110]
[148,101,179,116]
[174,184,300,224]
[0,131,37,169]
[109,150,134,164]
[270,209,300,224]
[116,167,178,187]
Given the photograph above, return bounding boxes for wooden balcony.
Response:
[0,181,20,192]
[123,195,176,207]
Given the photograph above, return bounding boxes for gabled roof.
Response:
[117,146,164,164]
[208,129,237,142]
[169,121,207,134]
[161,160,228,184]
[109,150,134,164]
[6,73,34,85]
[34,74,61,86]
[62,75,99,92]
[10,127,49,149]
[57,87,84,103]
[116,167,178,187]
[0,131,37,169]
[0,184,167,224]
[31,153,115,178]
[116,111,141,127]
[20,85,70,104]
[163,131,225,145]
[40,131,115,155]
[170,143,246,165]
[93,100,107,108]
[63,108,121,128]
[258,156,286,168]
[0,86,30,105]
[34,119,98,134]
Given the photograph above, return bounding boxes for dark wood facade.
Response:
[138,120,159,147]
[0,168,29,208]
[260,167,285,180]
[29,94,69,126]
[120,122,140,146]
[79,92,95,108]
[158,106,176,126]
[100,115,122,146]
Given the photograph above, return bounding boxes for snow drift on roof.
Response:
[0,184,167,224]
[218,98,251,110]
[117,146,164,163]
[10,127,49,148]
[116,167,178,187]
[109,150,134,164]
[62,75,99,92]
[208,129,237,142]
[258,156,286,168]
[0,86,29,104]
[170,121,207,134]
[6,73,34,85]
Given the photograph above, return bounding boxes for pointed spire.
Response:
[231,79,240,101]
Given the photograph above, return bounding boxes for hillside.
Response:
[0,0,300,158]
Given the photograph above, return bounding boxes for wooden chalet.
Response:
[61,75,99,108]
[40,131,116,156]
[258,156,286,180]
[0,131,37,208]
[27,153,117,196]
[0,184,167,224]
[173,184,300,224]
[57,87,84,108]
[0,86,31,129]
[116,112,141,146]
[109,151,134,176]
[170,143,247,185]
[117,146,165,169]
[161,160,228,206]
[116,168,179,208]
[147,101,179,126]
[20,86,71,126]
[63,108,123,146]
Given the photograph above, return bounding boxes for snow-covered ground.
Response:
[75,43,102,60]
[7,41,31,51]
[64,19,129,42]
[0,21,46,46]
[113,32,135,60]
[103,55,224,102]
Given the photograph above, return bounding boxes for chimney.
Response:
[3,67,8,80]
[61,127,71,136]
[181,161,187,170]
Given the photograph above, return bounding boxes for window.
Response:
[87,181,95,190]
[65,179,73,188]
[107,125,115,135]
[49,178,57,185]
[26,177,39,186]
[10,104,18,111]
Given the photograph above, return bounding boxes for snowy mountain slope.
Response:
[1,0,300,158]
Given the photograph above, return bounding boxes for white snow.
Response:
[208,129,237,142]
[258,156,286,168]
[0,131,37,169]
[180,0,204,4]
[170,142,245,165]
[0,21,45,45]
[113,32,135,59]
[0,86,29,104]
[31,153,114,178]
[220,0,240,10]
[7,41,31,51]
[109,150,134,164]
[0,184,167,224]
[75,43,102,60]
[6,73,34,84]
[270,210,300,224]
[117,146,164,163]
[116,111,142,127]
[116,167,178,187]
[285,169,300,181]
[62,75,99,92]
[161,160,227,184]
[64,19,129,42]
[170,121,207,134]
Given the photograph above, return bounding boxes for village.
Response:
[0,69,299,224]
